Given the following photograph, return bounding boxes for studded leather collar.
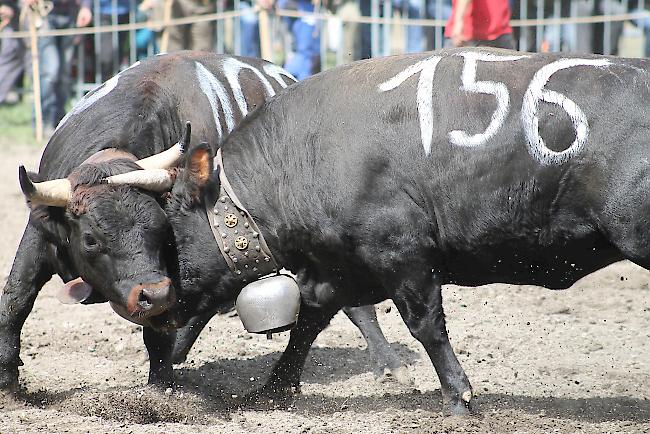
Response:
[205,149,279,284]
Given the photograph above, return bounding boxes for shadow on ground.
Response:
[7,384,648,425]
[178,344,420,391]
[4,344,648,425]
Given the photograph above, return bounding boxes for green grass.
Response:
[0,101,42,148]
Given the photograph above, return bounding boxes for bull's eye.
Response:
[83,233,100,251]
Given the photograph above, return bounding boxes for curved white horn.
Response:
[19,166,71,207]
[135,121,191,169]
[104,169,175,192]
[135,143,184,170]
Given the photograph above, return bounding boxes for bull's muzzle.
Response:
[126,277,175,319]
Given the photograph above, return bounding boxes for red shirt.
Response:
[445,0,513,42]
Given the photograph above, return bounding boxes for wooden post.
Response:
[160,0,173,52]
[28,9,43,142]
[258,9,272,61]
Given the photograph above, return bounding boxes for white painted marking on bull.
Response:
[521,58,611,165]
[223,58,277,117]
[55,61,141,131]
[448,52,527,147]
[379,55,443,155]
[262,64,297,88]
[195,62,236,137]
[415,58,443,156]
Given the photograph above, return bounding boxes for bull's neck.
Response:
[219,138,314,270]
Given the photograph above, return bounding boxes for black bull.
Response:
[0,52,409,393]
[152,48,647,415]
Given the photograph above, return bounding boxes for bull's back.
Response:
[38,52,296,178]
[231,48,650,287]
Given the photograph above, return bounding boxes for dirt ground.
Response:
[0,144,648,434]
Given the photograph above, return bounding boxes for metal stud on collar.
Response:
[224,213,238,227]
[235,236,249,250]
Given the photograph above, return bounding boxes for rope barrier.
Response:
[275,9,650,28]
[0,7,251,39]
[1,8,649,40]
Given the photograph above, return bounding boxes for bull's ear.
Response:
[185,142,213,188]
[29,204,71,247]
[20,168,71,245]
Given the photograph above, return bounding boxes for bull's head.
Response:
[18,125,192,329]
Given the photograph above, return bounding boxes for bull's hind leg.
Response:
[343,305,413,385]
[245,304,338,401]
[0,224,54,391]
[392,271,473,415]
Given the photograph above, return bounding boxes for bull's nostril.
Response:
[127,278,173,318]
[138,290,152,308]
[141,286,170,306]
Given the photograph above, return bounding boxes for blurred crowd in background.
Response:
[1,0,650,137]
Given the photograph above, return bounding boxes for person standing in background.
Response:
[446,0,514,49]
[239,0,273,57]
[279,0,321,80]
[0,0,25,105]
[24,0,93,136]
[167,0,215,51]
[98,0,130,79]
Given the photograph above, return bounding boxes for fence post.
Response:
[160,0,173,52]
[259,9,272,61]
[28,8,43,142]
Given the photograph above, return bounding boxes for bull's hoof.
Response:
[442,390,475,416]
[147,373,175,390]
[170,352,188,365]
[0,387,24,411]
[375,365,414,387]
[0,365,19,393]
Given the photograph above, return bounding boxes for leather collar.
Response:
[205,149,279,284]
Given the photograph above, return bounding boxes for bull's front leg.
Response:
[392,271,473,415]
[170,303,235,364]
[143,327,176,387]
[359,202,473,415]
[343,305,413,386]
[170,312,213,364]
[245,304,338,401]
[0,224,54,391]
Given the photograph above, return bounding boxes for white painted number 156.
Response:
[379,52,610,166]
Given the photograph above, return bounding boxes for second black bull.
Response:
[0,52,410,392]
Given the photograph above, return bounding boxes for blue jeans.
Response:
[281,0,320,80]
[393,0,425,53]
[240,2,261,58]
[136,10,158,60]
[38,13,76,128]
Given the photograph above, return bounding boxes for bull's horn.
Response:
[104,168,175,192]
[135,122,191,169]
[18,166,71,207]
